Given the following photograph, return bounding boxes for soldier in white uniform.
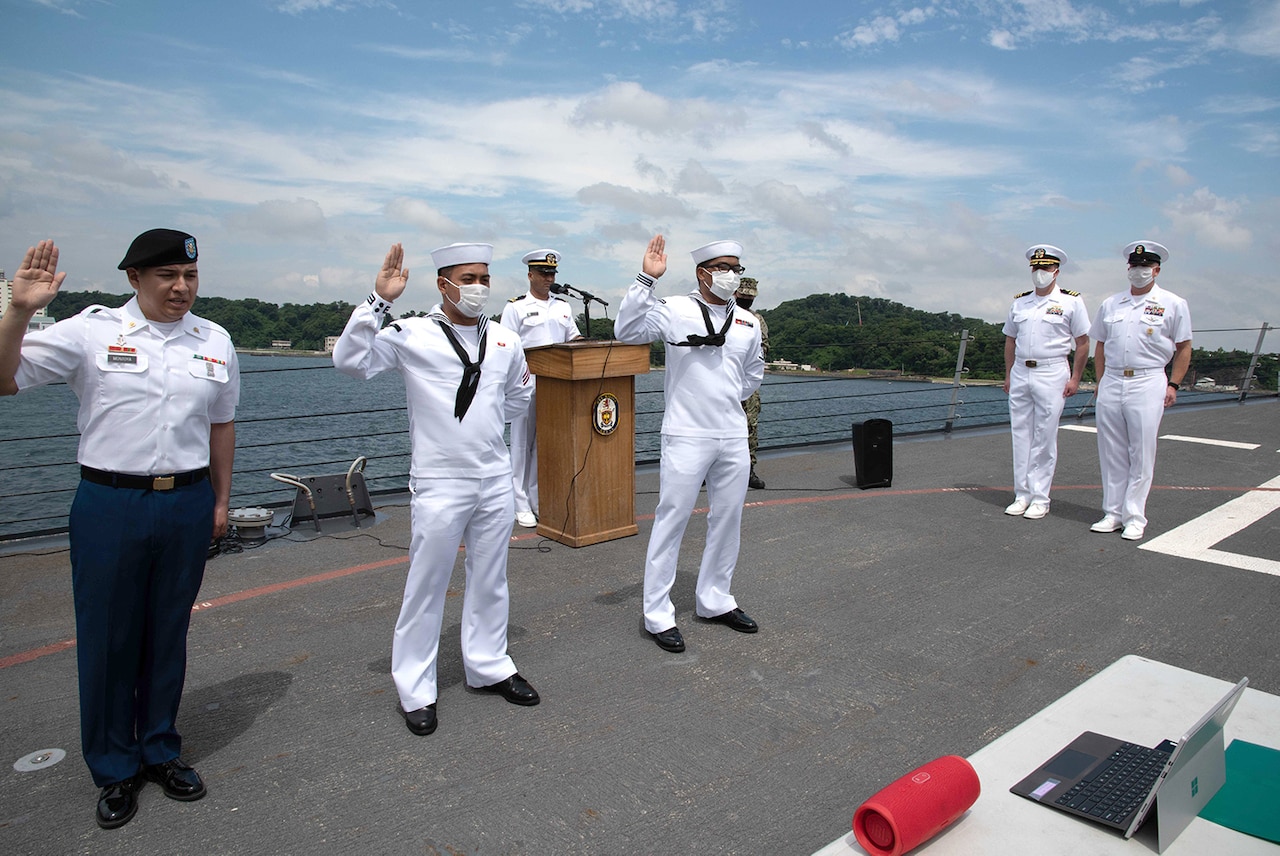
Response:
[1088,241,1192,541]
[1,232,238,829]
[615,235,765,653]
[1001,245,1090,520]
[333,242,539,737]
[499,249,582,529]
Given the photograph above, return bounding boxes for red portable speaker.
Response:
[852,755,980,856]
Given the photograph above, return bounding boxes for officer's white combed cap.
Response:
[521,249,560,267]
[690,240,744,264]
[1025,244,1067,266]
[431,242,493,270]
[1123,240,1169,264]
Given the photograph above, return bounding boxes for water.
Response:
[0,354,1235,540]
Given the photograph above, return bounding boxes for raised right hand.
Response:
[375,243,409,302]
[642,234,667,279]
[10,240,67,313]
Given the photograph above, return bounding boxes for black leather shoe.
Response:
[143,758,206,801]
[96,774,144,829]
[402,703,438,735]
[474,673,540,706]
[649,626,686,653]
[705,607,759,633]
[748,469,766,489]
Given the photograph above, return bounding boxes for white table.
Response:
[814,655,1279,855]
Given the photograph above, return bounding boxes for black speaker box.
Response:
[852,418,893,489]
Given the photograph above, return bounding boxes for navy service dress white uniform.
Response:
[333,242,537,736]
[1089,241,1192,541]
[1001,245,1089,520]
[499,249,582,528]
[615,237,764,652]
[1,231,238,829]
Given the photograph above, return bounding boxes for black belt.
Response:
[80,466,209,491]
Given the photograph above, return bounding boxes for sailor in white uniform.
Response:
[333,242,539,737]
[499,249,582,529]
[1001,245,1090,520]
[1088,241,1192,541]
[614,235,765,653]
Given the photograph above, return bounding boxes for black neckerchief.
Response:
[431,313,488,420]
[670,297,736,347]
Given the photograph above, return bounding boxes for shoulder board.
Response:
[1014,290,1032,298]
[509,294,527,303]
[1061,289,1081,297]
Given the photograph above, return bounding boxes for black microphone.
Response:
[548,282,568,295]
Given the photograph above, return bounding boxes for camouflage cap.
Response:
[736,276,759,297]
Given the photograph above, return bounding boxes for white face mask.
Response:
[1031,268,1057,290]
[706,270,740,302]
[444,278,489,318]
[1127,266,1155,289]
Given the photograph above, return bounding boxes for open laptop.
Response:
[1010,677,1248,853]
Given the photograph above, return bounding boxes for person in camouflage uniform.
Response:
[735,277,769,489]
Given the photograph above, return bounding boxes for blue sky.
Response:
[3,0,1277,350]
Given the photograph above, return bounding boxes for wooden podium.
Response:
[524,341,650,547]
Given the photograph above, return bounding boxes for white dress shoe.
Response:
[1023,502,1049,520]
[1005,498,1030,516]
[1090,515,1123,533]
[515,511,538,528]
[1121,523,1145,541]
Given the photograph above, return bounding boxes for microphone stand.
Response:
[552,283,609,339]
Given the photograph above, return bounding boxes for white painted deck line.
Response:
[1140,474,1280,577]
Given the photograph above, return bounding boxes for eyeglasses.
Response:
[701,263,746,275]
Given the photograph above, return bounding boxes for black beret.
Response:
[117,229,198,270]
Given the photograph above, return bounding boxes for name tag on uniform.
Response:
[107,352,138,366]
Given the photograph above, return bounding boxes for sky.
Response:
[2,0,1278,351]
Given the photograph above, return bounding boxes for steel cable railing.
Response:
[2,325,1272,541]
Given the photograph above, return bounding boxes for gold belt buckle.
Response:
[1123,369,1136,377]
[152,475,176,490]
[1025,360,1038,367]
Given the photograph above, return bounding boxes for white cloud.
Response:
[385,198,460,234]
[576,183,693,218]
[1235,0,1280,57]
[674,160,725,194]
[1164,187,1251,249]
[571,81,746,136]
[746,180,835,236]
[987,29,1016,50]
[226,199,328,240]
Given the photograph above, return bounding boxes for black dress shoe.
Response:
[705,607,759,633]
[649,626,686,652]
[748,468,766,489]
[402,703,438,735]
[474,673,540,706]
[96,774,144,829]
[143,757,206,801]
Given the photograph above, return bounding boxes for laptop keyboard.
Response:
[1054,741,1169,826]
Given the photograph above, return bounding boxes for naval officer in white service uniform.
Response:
[615,235,765,653]
[1001,245,1090,520]
[334,242,539,737]
[500,249,582,529]
[1089,241,1192,542]
[1,231,238,829]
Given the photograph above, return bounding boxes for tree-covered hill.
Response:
[759,293,1010,378]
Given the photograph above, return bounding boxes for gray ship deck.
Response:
[2,400,1277,855]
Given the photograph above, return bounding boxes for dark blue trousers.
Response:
[69,478,212,787]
